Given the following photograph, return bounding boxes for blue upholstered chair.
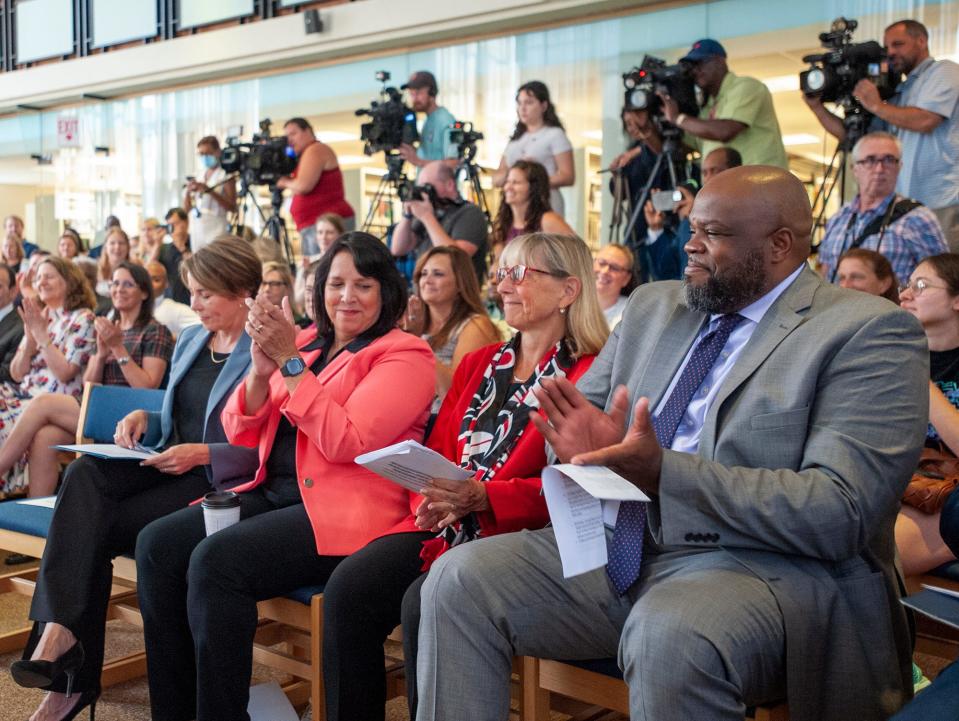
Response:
[75,382,165,445]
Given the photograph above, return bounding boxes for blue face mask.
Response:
[200,154,217,169]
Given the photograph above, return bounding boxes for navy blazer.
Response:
[145,323,258,490]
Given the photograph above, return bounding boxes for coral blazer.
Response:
[388,343,596,538]
[222,327,435,556]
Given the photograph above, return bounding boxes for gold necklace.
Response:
[209,345,228,365]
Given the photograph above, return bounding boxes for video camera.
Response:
[622,56,699,126]
[449,120,483,161]
[800,17,896,104]
[356,71,419,156]
[220,119,297,187]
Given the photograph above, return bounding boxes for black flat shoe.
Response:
[10,640,84,696]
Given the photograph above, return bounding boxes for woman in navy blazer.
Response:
[10,237,262,721]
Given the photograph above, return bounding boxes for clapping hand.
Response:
[245,293,298,366]
[570,397,663,495]
[94,316,124,357]
[530,377,630,463]
[18,296,49,347]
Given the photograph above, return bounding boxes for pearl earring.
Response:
[559,307,567,315]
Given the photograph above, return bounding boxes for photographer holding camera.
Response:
[397,71,458,175]
[183,136,236,253]
[276,117,355,256]
[805,19,959,245]
[390,161,488,281]
[659,39,787,169]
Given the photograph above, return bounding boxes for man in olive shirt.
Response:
[660,39,788,169]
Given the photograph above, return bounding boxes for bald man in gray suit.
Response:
[415,167,928,721]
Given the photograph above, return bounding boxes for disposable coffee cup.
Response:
[201,491,241,536]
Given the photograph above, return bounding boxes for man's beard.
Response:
[683,250,767,314]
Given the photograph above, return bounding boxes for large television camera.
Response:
[799,17,897,104]
[622,56,699,126]
[449,120,483,161]
[220,119,297,187]
[356,71,419,156]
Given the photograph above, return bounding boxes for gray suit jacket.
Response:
[577,266,928,721]
[0,308,23,385]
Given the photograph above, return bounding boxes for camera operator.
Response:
[609,108,672,251]
[642,146,741,281]
[397,71,458,175]
[276,117,355,256]
[183,136,236,253]
[816,131,946,284]
[804,19,959,245]
[390,160,488,281]
[659,39,787,169]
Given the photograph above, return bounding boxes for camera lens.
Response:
[804,68,826,92]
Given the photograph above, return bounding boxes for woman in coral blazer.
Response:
[134,233,435,721]
[322,232,612,721]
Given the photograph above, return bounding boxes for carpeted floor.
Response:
[0,547,952,721]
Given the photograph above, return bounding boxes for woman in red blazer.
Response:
[134,233,436,721]
[322,232,612,721]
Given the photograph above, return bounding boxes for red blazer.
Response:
[388,343,596,540]
[222,327,435,556]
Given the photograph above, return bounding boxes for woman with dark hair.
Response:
[594,243,637,327]
[0,261,174,496]
[135,232,436,721]
[896,253,959,575]
[57,228,84,259]
[492,160,575,248]
[405,246,500,408]
[277,117,355,257]
[9,237,262,721]
[0,256,95,494]
[836,248,900,303]
[322,232,609,721]
[492,81,575,216]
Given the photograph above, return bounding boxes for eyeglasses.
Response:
[900,278,948,296]
[261,280,288,289]
[854,155,900,169]
[110,280,137,290]
[594,258,628,274]
[495,265,562,284]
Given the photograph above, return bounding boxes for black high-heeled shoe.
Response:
[10,640,84,696]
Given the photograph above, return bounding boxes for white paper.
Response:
[541,465,650,578]
[53,443,158,461]
[355,440,471,492]
[922,583,959,600]
[16,496,56,508]
[247,681,299,721]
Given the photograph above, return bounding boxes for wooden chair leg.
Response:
[516,656,550,721]
[312,594,326,721]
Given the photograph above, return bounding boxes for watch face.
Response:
[283,357,306,376]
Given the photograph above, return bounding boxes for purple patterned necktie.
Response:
[606,313,746,595]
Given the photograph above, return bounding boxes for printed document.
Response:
[53,443,158,461]
[356,440,472,492]
[542,464,649,578]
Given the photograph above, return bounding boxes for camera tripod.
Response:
[618,128,687,248]
[362,152,407,235]
[809,104,871,250]
[233,178,294,264]
[457,141,491,226]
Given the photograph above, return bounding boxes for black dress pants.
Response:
[321,530,433,721]
[28,455,211,694]
[135,490,345,721]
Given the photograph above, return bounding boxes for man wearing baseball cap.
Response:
[659,38,788,169]
[399,70,459,175]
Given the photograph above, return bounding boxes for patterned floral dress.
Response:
[0,307,95,492]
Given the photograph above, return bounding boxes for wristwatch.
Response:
[117,355,131,367]
[280,356,307,378]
